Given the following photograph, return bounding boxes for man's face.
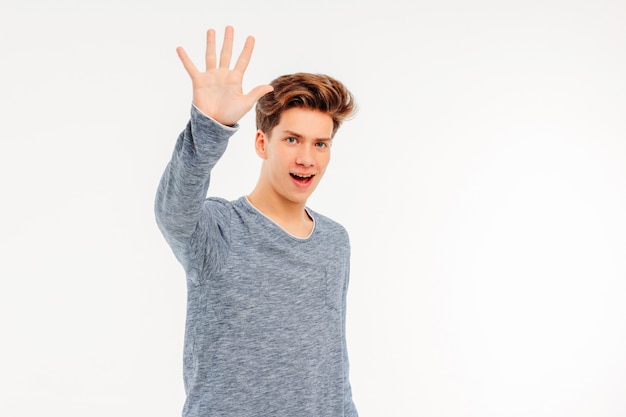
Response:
[256,107,334,206]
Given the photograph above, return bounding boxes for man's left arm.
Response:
[343,251,359,417]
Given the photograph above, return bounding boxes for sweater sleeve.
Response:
[154,105,238,283]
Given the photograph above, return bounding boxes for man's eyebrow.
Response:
[283,130,332,141]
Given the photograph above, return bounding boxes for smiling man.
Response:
[155,27,358,417]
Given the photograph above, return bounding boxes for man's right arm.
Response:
[154,26,272,276]
[154,105,237,271]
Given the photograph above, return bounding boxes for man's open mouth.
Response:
[290,173,315,185]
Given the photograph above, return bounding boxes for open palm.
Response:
[176,26,273,127]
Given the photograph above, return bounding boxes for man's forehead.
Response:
[274,108,333,138]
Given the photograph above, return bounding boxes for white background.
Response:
[1,1,626,416]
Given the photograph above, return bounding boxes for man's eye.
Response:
[286,137,297,144]
[315,142,328,148]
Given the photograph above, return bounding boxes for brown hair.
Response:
[256,73,356,138]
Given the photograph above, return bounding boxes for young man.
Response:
[155,26,358,417]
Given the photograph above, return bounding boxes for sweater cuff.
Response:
[191,104,240,132]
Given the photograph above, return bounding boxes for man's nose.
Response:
[296,146,314,167]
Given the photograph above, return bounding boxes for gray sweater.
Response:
[155,106,358,417]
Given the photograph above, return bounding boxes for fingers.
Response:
[176,46,199,77]
[179,26,257,77]
[219,25,234,69]
[204,28,217,70]
[234,35,255,73]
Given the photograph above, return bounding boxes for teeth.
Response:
[292,173,313,178]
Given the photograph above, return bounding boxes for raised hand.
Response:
[176,26,273,126]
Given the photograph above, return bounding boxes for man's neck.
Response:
[247,188,313,238]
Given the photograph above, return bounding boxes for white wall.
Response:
[1,1,625,416]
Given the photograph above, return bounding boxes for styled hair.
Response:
[256,73,356,138]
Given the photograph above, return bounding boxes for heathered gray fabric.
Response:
[155,106,358,417]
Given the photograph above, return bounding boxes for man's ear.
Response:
[255,129,268,159]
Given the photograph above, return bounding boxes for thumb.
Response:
[246,84,274,104]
